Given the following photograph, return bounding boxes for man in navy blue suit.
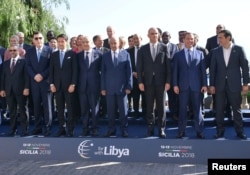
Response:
[209,30,249,140]
[25,31,52,136]
[101,36,132,137]
[173,32,207,139]
[77,36,102,137]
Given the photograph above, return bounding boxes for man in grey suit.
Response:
[137,27,171,138]
[209,30,249,140]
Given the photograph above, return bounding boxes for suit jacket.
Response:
[49,49,78,91]
[205,35,218,52]
[93,47,110,55]
[209,45,249,92]
[1,58,29,96]
[22,43,32,52]
[103,38,110,49]
[173,48,207,92]
[195,45,209,68]
[101,50,132,95]
[137,43,171,86]
[77,49,102,93]
[25,45,51,90]
[166,42,178,59]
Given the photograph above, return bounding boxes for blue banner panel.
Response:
[1,138,250,164]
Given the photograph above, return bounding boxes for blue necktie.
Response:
[60,50,64,67]
[37,48,41,62]
[188,49,192,66]
[85,51,89,67]
[113,51,118,66]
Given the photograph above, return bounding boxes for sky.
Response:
[53,0,250,57]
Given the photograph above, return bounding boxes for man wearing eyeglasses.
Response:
[0,45,29,136]
[25,31,52,136]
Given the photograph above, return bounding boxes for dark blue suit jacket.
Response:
[173,48,207,92]
[77,50,102,94]
[101,50,132,95]
[25,45,51,91]
[210,45,249,92]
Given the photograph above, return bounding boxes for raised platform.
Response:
[1,137,249,164]
[1,112,250,164]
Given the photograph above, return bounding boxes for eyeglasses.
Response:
[34,37,43,40]
[216,26,223,29]
[9,50,17,52]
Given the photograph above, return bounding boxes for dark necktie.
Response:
[85,51,89,67]
[113,51,118,66]
[188,49,192,66]
[10,59,15,73]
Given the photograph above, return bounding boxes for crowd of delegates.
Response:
[0,24,248,140]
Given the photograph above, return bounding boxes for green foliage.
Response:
[0,0,69,47]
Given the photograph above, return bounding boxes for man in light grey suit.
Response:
[209,30,249,140]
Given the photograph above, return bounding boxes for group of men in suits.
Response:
[0,24,248,140]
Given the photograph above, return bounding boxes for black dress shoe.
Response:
[92,129,99,137]
[44,127,51,136]
[7,130,17,136]
[159,129,166,138]
[122,130,128,138]
[197,132,205,139]
[177,132,185,139]
[20,131,29,137]
[104,130,116,137]
[67,130,74,137]
[237,133,247,140]
[31,128,43,135]
[214,132,224,139]
[81,129,90,137]
[54,129,66,137]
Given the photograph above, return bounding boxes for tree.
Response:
[0,0,69,47]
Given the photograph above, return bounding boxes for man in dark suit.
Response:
[127,34,145,117]
[93,35,109,119]
[0,45,29,136]
[101,36,132,137]
[173,32,207,139]
[77,36,102,137]
[137,27,171,138]
[49,34,78,137]
[162,31,179,121]
[25,31,52,136]
[209,30,249,140]
[103,26,115,49]
[206,24,233,120]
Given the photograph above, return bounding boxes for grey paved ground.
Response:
[0,160,207,175]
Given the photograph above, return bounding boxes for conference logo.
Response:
[78,140,94,159]
[78,140,130,159]
[19,143,51,155]
[158,145,195,158]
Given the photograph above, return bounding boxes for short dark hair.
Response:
[33,31,43,37]
[128,35,133,40]
[57,34,68,41]
[219,29,232,41]
[93,35,101,42]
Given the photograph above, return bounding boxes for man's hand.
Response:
[34,74,43,82]
[23,89,29,96]
[209,86,215,94]
[139,83,144,91]
[173,86,179,94]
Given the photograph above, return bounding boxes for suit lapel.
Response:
[227,46,235,67]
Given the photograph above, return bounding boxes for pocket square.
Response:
[67,57,71,59]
